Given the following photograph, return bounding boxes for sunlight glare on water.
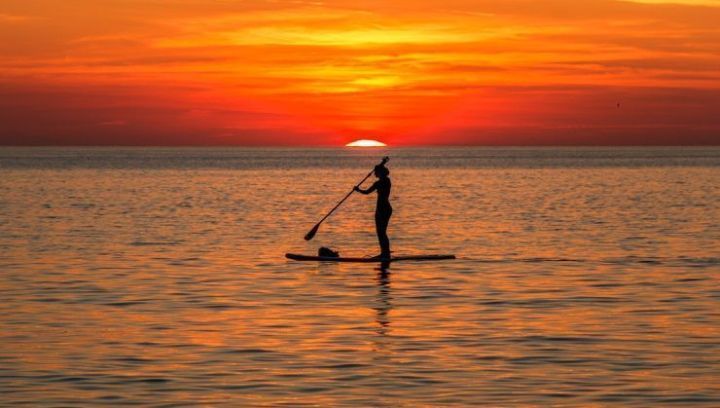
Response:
[1,147,719,406]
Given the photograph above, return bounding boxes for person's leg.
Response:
[375,210,391,257]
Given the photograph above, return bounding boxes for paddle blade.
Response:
[304,224,320,241]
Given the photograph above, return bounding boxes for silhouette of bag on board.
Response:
[318,247,340,257]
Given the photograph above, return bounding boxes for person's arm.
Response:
[354,181,378,195]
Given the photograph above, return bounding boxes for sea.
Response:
[1,147,719,406]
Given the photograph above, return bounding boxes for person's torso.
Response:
[375,178,391,210]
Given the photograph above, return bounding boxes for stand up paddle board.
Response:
[286,253,456,263]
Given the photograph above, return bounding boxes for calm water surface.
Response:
[1,147,719,406]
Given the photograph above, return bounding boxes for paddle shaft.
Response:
[315,171,373,226]
[305,157,388,240]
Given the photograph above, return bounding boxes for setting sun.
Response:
[346,139,387,147]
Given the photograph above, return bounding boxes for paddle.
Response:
[304,156,390,241]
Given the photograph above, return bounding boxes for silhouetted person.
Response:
[354,164,392,259]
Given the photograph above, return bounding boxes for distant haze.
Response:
[1,0,719,146]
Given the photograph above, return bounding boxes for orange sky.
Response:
[1,0,719,145]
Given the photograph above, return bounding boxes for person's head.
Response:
[374,164,390,178]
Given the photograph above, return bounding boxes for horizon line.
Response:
[1,144,719,148]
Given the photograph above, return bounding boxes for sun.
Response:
[345,139,387,147]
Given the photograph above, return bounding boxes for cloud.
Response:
[0,13,35,22]
[99,120,127,126]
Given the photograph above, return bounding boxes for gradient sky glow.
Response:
[1,0,719,145]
